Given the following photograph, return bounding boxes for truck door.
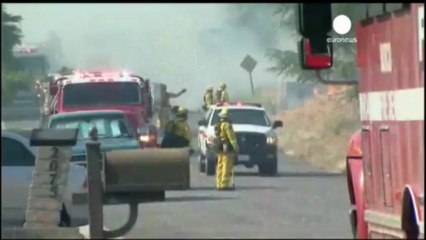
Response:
[379,124,393,208]
[362,127,374,206]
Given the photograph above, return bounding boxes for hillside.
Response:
[274,87,360,173]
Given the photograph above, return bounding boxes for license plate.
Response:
[239,155,250,161]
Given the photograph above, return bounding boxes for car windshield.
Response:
[49,114,133,140]
[210,109,271,126]
[63,82,141,108]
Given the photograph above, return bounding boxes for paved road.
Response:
[102,154,351,239]
[108,111,351,239]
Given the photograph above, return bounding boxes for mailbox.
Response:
[104,148,190,193]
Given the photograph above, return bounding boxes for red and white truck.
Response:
[298,3,424,238]
[42,70,158,147]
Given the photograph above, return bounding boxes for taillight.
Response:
[139,134,157,145]
[347,145,362,158]
[149,132,157,140]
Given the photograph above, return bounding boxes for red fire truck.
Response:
[298,3,424,239]
[42,70,157,147]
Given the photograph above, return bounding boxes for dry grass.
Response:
[274,90,360,173]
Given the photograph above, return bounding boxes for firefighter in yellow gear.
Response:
[217,83,230,103]
[161,106,192,148]
[214,89,222,103]
[173,107,192,145]
[203,86,214,111]
[158,87,187,130]
[214,108,239,190]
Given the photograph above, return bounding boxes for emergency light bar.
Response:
[216,102,262,108]
[73,70,131,78]
[64,76,139,85]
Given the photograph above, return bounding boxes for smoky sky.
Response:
[6,3,296,109]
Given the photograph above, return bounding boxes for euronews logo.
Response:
[327,15,357,43]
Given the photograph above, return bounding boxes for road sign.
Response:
[240,55,257,73]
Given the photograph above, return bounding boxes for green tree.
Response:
[1,6,34,105]
[2,70,32,104]
[1,5,22,69]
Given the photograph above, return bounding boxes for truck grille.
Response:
[236,132,266,154]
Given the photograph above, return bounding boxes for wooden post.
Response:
[86,127,105,239]
[24,146,72,228]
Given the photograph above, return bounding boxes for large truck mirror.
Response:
[299,37,333,69]
[298,3,334,69]
[298,3,332,37]
[49,83,58,96]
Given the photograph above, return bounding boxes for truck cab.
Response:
[44,70,158,147]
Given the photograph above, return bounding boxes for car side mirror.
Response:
[272,120,283,129]
[198,119,207,126]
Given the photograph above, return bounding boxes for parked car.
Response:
[46,110,143,166]
[1,131,88,227]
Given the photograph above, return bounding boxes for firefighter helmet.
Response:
[176,106,188,117]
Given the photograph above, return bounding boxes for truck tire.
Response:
[206,151,216,176]
[199,154,206,173]
[259,158,278,176]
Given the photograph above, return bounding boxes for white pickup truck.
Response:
[197,102,283,176]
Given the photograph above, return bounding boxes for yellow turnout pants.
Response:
[216,152,234,189]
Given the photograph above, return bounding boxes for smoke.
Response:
[5,3,295,109]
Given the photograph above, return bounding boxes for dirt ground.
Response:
[274,88,360,173]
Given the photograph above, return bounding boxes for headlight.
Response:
[266,131,277,145]
[138,126,156,143]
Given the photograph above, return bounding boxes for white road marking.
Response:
[359,88,424,121]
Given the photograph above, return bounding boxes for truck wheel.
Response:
[206,153,216,176]
[199,154,206,173]
[259,158,278,176]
